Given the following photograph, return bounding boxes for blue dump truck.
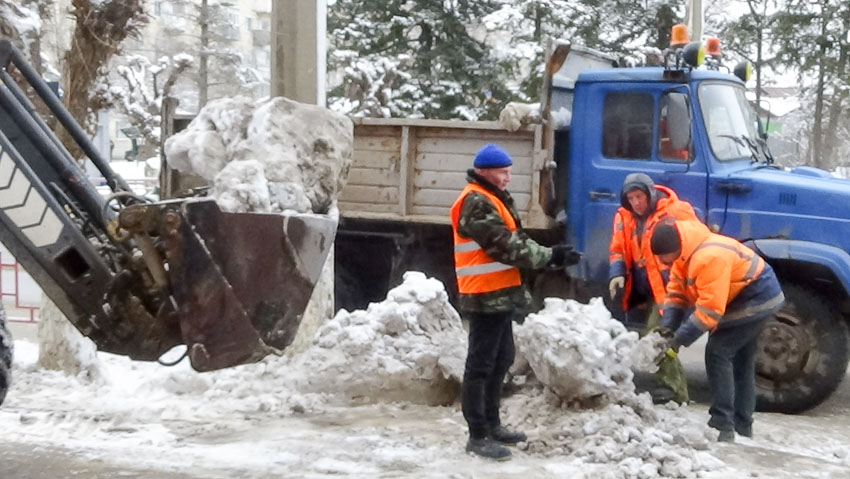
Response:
[335,37,850,414]
[555,41,850,414]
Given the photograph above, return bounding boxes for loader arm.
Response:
[0,40,335,371]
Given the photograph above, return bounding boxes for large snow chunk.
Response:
[164,96,353,214]
[291,272,466,406]
[212,160,271,213]
[498,102,541,131]
[506,297,724,476]
[515,297,637,404]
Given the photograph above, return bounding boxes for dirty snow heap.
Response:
[509,298,723,478]
[290,272,467,406]
[515,297,639,404]
[164,96,353,214]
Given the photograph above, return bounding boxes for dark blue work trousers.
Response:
[461,311,515,439]
[705,317,767,432]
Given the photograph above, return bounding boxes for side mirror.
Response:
[667,92,691,150]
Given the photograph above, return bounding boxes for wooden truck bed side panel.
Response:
[341,118,549,228]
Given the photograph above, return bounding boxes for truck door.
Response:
[568,86,708,287]
[698,81,767,237]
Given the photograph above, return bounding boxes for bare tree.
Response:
[106,54,193,159]
[57,0,147,161]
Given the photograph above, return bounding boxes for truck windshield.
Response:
[698,82,760,162]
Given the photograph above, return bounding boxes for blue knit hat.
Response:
[473,144,513,169]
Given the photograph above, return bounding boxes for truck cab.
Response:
[556,57,850,413]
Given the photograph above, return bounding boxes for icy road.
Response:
[2,334,849,478]
[2,278,849,479]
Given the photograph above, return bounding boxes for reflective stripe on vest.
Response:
[450,183,522,294]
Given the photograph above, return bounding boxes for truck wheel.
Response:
[0,305,12,406]
[755,283,850,413]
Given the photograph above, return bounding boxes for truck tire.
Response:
[0,305,12,406]
[755,283,850,413]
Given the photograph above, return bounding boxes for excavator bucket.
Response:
[120,199,337,372]
[0,39,338,372]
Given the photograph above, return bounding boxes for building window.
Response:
[257,14,271,31]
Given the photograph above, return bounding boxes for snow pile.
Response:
[552,106,572,129]
[503,390,723,479]
[630,332,669,374]
[290,272,466,406]
[8,339,335,448]
[164,96,353,214]
[164,96,352,346]
[211,160,271,212]
[509,298,723,478]
[499,102,541,131]
[514,298,638,405]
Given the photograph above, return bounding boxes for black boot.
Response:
[649,386,675,405]
[489,425,527,444]
[466,437,511,460]
[735,424,753,438]
[717,430,735,443]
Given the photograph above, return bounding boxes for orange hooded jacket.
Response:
[663,220,768,333]
[609,184,698,309]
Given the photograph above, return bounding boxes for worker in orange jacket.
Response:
[608,173,697,403]
[651,219,785,442]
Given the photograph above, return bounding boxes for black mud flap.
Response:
[161,199,336,371]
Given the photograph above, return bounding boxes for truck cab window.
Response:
[658,94,690,162]
[602,92,653,160]
[699,83,759,161]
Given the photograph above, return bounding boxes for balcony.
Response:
[252,29,270,47]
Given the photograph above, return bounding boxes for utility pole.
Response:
[199,0,209,108]
[270,0,326,105]
[686,0,703,42]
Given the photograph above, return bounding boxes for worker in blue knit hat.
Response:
[450,143,581,460]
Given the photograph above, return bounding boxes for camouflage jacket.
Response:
[455,169,553,316]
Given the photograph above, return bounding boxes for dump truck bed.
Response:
[341,118,551,229]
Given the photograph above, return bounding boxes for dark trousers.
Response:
[705,318,766,432]
[461,311,515,439]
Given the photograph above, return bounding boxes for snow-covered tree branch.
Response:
[104,53,193,158]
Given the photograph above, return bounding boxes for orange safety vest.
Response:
[450,183,522,294]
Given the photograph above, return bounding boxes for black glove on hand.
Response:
[548,244,581,268]
[657,326,675,339]
[654,337,681,365]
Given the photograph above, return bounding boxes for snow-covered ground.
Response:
[2,274,850,478]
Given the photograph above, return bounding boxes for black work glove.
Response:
[657,326,675,339]
[654,336,681,366]
[548,244,582,268]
